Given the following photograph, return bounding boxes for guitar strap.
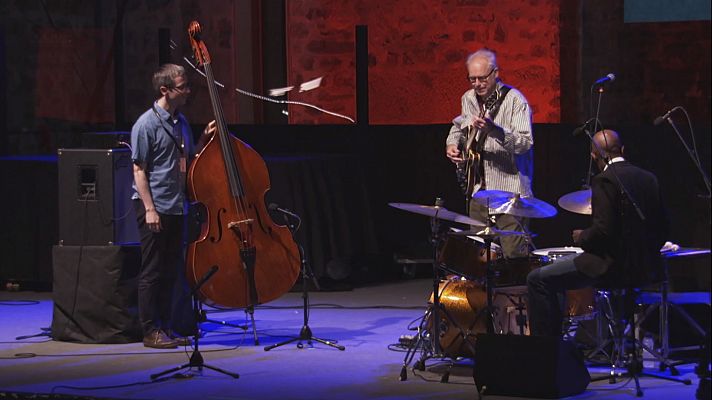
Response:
[474,84,512,188]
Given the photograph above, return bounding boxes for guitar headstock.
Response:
[188,21,211,66]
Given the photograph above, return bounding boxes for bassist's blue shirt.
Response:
[130,101,196,215]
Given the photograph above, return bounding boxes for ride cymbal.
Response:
[558,189,592,215]
[472,190,558,218]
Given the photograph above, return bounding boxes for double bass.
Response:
[185,21,300,309]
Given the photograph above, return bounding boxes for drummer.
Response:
[526,130,669,336]
[445,48,534,259]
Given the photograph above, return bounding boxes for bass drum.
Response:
[428,279,488,359]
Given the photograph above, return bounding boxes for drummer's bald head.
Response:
[591,129,623,161]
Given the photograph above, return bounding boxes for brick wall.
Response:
[285,0,561,124]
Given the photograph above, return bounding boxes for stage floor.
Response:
[0,278,704,399]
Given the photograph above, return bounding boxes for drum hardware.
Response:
[390,196,542,381]
[557,189,592,215]
[462,196,530,337]
[493,290,529,335]
[390,199,480,381]
[634,248,711,374]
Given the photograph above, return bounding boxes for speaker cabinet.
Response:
[474,334,591,398]
[58,148,139,245]
[51,245,142,343]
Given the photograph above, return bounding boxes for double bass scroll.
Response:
[185,21,300,308]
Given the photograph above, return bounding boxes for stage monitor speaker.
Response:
[474,334,591,398]
[58,148,139,245]
[51,245,142,344]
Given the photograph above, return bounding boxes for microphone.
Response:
[192,265,219,293]
[572,124,589,137]
[572,118,595,137]
[653,106,680,126]
[268,203,300,219]
[592,73,615,87]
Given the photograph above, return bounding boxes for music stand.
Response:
[150,266,240,380]
[263,209,345,352]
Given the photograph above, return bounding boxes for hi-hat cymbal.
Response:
[558,189,592,215]
[449,226,526,238]
[388,202,486,226]
[472,190,558,218]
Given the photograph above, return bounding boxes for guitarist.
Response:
[445,48,534,259]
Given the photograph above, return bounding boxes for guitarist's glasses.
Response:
[467,68,497,83]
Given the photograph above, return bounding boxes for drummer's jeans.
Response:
[526,255,598,336]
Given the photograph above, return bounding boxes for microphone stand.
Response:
[150,266,240,380]
[660,108,711,398]
[660,108,711,199]
[264,209,345,351]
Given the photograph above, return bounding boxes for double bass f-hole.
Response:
[185,21,301,309]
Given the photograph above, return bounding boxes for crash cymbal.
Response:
[558,189,592,215]
[449,226,526,238]
[388,202,486,226]
[472,190,558,218]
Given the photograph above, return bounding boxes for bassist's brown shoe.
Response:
[164,329,192,346]
[143,330,178,349]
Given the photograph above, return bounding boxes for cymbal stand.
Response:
[479,229,497,334]
[399,199,446,380]
[477,200,501,334]
[151,266,240,380]
[263,209,345,352]
[399,198,478,382]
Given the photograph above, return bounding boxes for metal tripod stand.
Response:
[588,288,691,397]
[398,199,485,382]
[150,266,240,380]
[263,208,345,352]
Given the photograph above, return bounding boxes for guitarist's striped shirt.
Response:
[446,80,534,199]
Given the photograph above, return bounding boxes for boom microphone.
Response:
[653,106,680,126]
[268,203,300,219]
[572,118,596,137]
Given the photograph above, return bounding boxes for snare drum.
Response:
[532,246,583,263]
[438,233,500,279]
[532,247,595,319]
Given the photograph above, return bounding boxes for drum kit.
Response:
[391,188,595,380]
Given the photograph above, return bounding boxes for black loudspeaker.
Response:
[474,334,591,398]
[51,245,142,343]
[58,148,139,245]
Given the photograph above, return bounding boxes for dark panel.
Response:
[474,334,591,398]
[355,25,368,127]
[0,156,57,289]
[51,245,141,343]
[261,0,287,124]
[0,27,6,155]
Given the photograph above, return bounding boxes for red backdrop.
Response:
[286,0,561,124]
